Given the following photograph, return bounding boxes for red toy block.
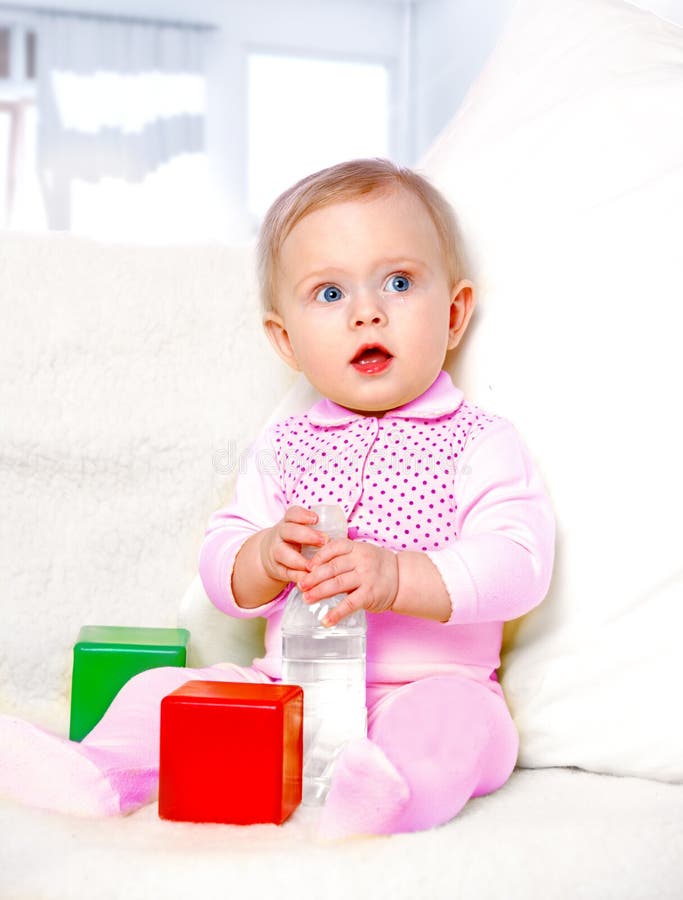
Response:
[158,680,303,825]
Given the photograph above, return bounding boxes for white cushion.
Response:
[417,0,683,781]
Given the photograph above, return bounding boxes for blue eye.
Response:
[315,285,344,304]
[385,274,411,293]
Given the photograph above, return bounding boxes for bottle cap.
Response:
[309,504,347,541]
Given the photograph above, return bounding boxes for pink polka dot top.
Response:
[199,371,555,690]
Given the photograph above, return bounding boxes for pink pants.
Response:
[0,664,518,835]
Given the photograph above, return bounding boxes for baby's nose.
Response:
[353,311,384,327]
[350,289,387,327]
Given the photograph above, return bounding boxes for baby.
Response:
[0,159,555,837]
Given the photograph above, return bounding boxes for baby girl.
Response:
[0,158,554,838]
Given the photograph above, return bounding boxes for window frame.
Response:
[0,18,37,228]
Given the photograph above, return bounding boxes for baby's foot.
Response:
[0,715,126,817]
[317,738,410,840]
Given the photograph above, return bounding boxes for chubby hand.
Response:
[259,506,327,586]
[298,538,399,627]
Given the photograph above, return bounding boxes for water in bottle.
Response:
[281,504,367,806]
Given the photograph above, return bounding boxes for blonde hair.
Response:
[256,158,469,315]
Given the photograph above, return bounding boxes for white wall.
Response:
[413,0,514,160]
[635,0,683,21]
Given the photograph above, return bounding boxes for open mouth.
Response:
[350,343,393,374]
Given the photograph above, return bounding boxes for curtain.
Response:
[35,12,211,236]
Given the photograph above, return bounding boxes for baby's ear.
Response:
[263,312,302,371]
[447,279,476,351]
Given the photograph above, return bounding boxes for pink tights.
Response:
[0,665,518,836]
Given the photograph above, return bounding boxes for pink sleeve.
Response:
[198,425,293,619]
[425,419,555,625]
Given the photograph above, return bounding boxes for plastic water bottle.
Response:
[281,504,367,806]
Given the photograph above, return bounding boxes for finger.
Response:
[274,546,315,584]
[284,506,319,525]
[322,593,362,627]
[304,538,353,571]
[280,522,327,550]
[300,555,354,591]
[303,570,359,606]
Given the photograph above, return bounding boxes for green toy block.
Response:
[69,625,190,741]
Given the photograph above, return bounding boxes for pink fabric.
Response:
[194,371,551,833]
[321,674,519,837]
[0,664,269,818]
[0,665,517,835]
[199,370,555,691]
[0,371,552,833]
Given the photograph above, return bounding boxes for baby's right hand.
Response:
[259,506,326,586]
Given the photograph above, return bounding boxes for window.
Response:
[0,23,44,229]
[247,53,390,224]
[1,15,212,241]
[47,66,211,242]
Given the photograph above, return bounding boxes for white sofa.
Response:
[1,231,681,900]
[2,1,683,897]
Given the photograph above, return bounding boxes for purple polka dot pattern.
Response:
[273,402,499,553]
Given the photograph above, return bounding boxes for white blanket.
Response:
[2,769,682,900]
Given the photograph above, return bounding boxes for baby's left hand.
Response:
[298,538,399,626]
